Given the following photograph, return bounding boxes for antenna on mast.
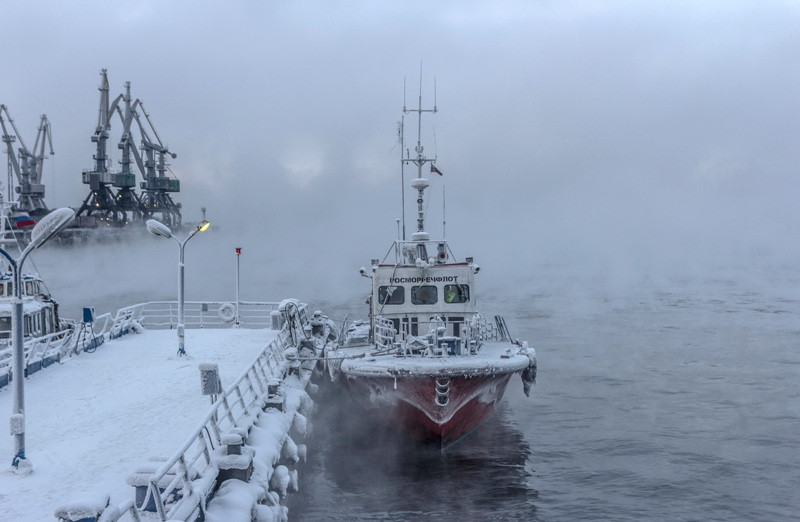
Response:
[401,67,438,237]
[403,77,407,113]
[442,185,446,239]
[399,114,406,241]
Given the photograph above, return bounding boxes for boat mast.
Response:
[402,68,437,236]
[399,80,406,241]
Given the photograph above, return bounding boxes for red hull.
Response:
[344,372,514,445]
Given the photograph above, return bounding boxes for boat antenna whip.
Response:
[402,66,437,236]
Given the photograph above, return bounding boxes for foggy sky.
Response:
[4,1,800,307]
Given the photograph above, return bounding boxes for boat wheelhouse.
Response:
[371,239,475,341]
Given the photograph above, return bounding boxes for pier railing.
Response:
[131,300,281,330]
[137,335,288,520]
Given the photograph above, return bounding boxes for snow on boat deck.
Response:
[0,327,275,521]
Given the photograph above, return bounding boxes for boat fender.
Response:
[218,303,237,323]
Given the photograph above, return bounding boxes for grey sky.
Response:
[4,1,800,302]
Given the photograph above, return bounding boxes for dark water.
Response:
[289,265,800,521]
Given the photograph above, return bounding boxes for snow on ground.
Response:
[0,327,275,521]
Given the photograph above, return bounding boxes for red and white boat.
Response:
[326,82,536,447]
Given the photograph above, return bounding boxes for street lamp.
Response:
[146,219,210,356]
[2,207,75,471]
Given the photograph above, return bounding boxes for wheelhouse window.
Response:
[411,285,438,305]
[378,286,405,305]
[444,284,470,304]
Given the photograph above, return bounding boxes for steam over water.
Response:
[289,264,800,521]
[33,243,800,520]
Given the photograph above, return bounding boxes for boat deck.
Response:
[338,342,531,377]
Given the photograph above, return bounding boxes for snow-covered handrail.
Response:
[142,337,287,520]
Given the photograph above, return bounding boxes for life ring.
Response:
[218,303,237,323]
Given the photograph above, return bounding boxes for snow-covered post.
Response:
[178,239,186,355]
[146,219,209,356]
[3,207,74,472]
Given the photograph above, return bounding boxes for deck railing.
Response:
[371,313,509,354]
[134,300,280,330]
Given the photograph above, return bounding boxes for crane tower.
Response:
[76,69,181,227]
[0,104,53,217]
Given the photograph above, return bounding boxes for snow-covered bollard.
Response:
[291,412,308,440]
[255,503,288,522]
[222,432,243,456]
[54,493,110,522]
[269,465,290,498]
[281,436,299,465]
[298,391,314,417]
[216,444,254,484]
[283,347,300,376]
[263,379,284,412]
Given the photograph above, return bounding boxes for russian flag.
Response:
[431,164,444,176]
[12,214,35,228]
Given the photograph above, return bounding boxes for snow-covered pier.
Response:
[0,299,328,521]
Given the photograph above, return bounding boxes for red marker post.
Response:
[235,247,241,327]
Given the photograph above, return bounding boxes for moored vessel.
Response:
[327,80,536,446]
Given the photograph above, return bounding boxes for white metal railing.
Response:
[135,301,280,330]
[373,316,396,350]
[370,313,508,356]
[136,337,287,521]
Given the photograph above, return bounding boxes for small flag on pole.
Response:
[11,214,35,228]
[431,164,443,176]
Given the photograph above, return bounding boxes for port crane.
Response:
[76,69,126,225]
[0,105,53,217]
[126,91,181,227]
[76,70,181,227]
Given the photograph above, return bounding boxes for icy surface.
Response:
[0,327,274,521]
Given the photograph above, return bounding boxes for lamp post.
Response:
[146,219,210,356]
[2,207,75,471]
